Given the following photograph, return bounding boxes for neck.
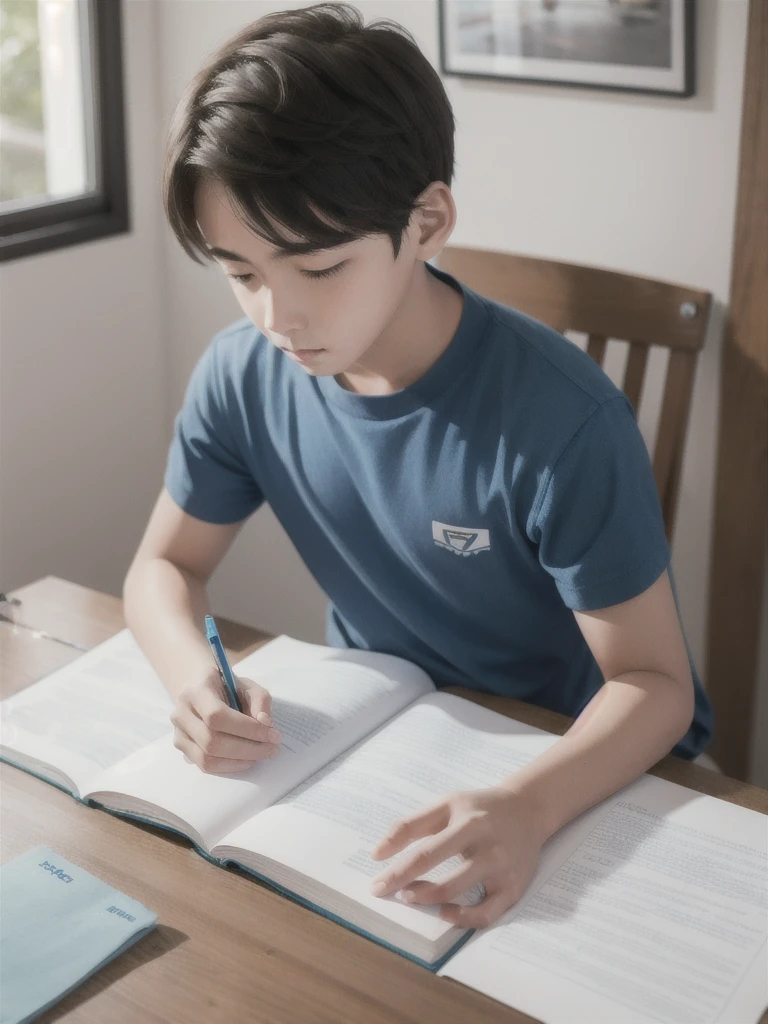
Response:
[335,264,464,396]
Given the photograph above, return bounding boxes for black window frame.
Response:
[0,0,129,263]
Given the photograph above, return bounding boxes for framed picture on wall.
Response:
[438,0,695,98]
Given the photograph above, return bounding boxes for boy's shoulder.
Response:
[480,294,624,411]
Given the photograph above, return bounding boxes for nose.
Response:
[261,288,305,338]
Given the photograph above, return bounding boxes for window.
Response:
[0,0,128,262]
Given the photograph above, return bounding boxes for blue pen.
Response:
[205,615,242,713]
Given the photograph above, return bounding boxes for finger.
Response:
[239,681,273,726]
[370,802,450,861]
[183,712,280,763]
[370,822,464,898]
[398,860,486,906]
[439,885,512,930]
[192,683,281,745]
[173,725,273,774]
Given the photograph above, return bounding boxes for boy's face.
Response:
[194,178,427,378]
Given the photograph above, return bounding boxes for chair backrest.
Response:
[436,246,712,541]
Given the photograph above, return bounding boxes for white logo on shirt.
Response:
[432,521,491,556]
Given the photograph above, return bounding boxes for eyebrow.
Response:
[206,243,341,265]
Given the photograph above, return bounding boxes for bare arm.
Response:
[123,488,281,773]
[123,487,242,702]
[498,569,695,838]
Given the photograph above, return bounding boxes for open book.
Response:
[1,630,766,1024]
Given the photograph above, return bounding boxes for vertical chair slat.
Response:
[586,333,607,366]
[623,342,649,413]
[653,350,698,538]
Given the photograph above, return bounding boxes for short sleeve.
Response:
[164,337,264,524]
[532,396,670,611]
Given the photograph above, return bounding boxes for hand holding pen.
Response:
[169,615,282,774]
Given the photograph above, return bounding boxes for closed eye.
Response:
[302,261,347,280]
[227,261,348,285]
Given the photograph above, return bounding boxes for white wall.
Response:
[0,0,167,595]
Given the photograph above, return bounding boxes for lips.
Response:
[281,347,325,360]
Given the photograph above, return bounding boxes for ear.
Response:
[412,181,457,262]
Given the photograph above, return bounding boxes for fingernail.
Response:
[257,712,273,727]
[401,890,416,903]
[370,881,387,896]
[268,728,282,744]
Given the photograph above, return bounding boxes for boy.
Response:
[124,2,713,929]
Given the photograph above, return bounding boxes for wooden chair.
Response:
[436,246,712,542]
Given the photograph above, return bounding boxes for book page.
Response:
[0,630,172,795]
[213,691,560,944]
[87,637,436,849]
[439,773,768,1024]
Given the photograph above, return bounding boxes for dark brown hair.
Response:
[162,2,456,265]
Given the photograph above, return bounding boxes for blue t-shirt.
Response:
[165,262,713,759]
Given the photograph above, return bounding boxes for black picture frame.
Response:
[438,0,695,99]
[0,0,129,263]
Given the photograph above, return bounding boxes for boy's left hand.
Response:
[368,785,547,929]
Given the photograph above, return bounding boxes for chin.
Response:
[297,362,336,377]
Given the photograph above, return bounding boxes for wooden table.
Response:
[2,577,767,1024]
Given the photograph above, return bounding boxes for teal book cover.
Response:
[0,845,158,1024]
